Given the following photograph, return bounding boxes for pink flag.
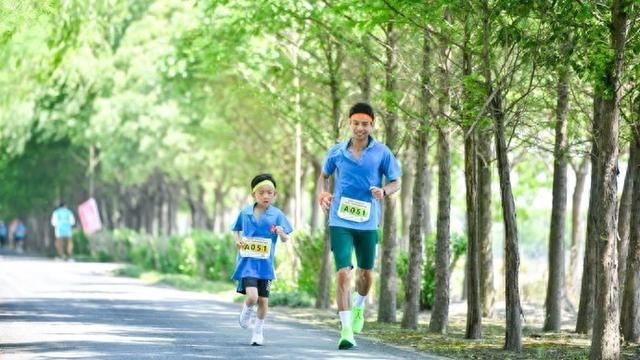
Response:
[78,198,102,235]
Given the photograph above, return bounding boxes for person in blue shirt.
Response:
[318,102,402,349]
[0,221,7,248]
[12,219,26,254]
[231,173,293,346]
[51,203,76,261]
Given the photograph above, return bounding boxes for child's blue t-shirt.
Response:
[231,204,293,281]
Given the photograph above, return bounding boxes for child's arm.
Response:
[233,231,243,249]
[273,226,289,242]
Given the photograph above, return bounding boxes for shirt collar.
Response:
[341,135,376,151]
[243,203,273,215]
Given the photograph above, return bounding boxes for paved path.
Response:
[0,253,442,359]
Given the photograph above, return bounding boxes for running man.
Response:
[318,102,402,349]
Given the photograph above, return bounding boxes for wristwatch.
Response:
[382,188,387,197]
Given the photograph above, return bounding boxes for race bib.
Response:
[240,237,271,259]
[337,196,371,222]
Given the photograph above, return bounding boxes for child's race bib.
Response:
[337,196,371,222]
[240,237,271,259]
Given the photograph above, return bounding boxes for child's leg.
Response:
[256,297,268,320]
[245,287,259,307]
[239,278,259,329]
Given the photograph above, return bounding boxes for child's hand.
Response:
[235,239,243,249]
[273,226,285,236]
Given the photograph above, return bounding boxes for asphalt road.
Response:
[0,252,442,359]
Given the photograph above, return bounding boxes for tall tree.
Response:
[568,157,589,295]
[378,20,400,323]
[621,113,640,343]
[462,13,482,340]
[543,37,572,332]
[481,0,522,350]
[589,0,629,358]
[618,144,636,291]
[477,131,494,318]
[401,27,431,330]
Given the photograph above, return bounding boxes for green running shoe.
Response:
[352,305,365,334]
[338,326,356,350]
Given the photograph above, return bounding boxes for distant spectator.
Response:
[12,219,26,254]
[51,203,76,261]
[0,221,7,248]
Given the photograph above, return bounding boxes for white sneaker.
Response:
[251,331,264,346]
[239,305,254,329]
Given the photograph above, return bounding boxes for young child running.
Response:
[231,173,292,346]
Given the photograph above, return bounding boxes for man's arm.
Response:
[370,179,401,200]
[318,173,333,211]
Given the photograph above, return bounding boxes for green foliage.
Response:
[269,291,314,308]
[420,234,437,310]
[291,229,326,298]
[81,229,236,282]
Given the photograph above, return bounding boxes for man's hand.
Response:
[369,186,385,200]
[319,191,334,212]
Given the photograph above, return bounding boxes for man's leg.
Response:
[355,268,373,296]
[55,237,64,258]
[351,229,378,333]
[336,267,352,311]
[329,226,357,349]
[65,237,74,258]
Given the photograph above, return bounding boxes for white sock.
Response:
[254,318,264,333]
[339,311,351,328]
[354,293,367,307]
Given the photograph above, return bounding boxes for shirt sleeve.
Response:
[69,212,76,226]
[322,147,337,177]
[382,148,403,182]
[231,212,243,232]
[277,212,294,234]
[51,212,57,227]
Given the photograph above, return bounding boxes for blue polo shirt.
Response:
[51,207,75,238]
[231,204,293,281]
[322,136,402,230]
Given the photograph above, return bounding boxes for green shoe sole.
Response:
[338,338,356,350]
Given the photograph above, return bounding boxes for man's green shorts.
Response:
[329,226,378,271]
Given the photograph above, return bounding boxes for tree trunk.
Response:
[314,36,343,309]
[216,188,228,234]
[316,213,333,308]
[310,158,322,232]
[618,145,636,293]
[462,14,480,338]
[621,120,640,343]
[359,35,371,102]
[378,21,399,323]
[423,161,433,237]
[400,154,414,251]
[589,1,626,357]
[544,46,571,332]
[576,95,603,335]
[482,0,521,349]
[402,27,430,330]
[478,132,494,318]
[569,157,589,295]
[429,128,451,333]
[429,17,451,332]
[167,182,178,235]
